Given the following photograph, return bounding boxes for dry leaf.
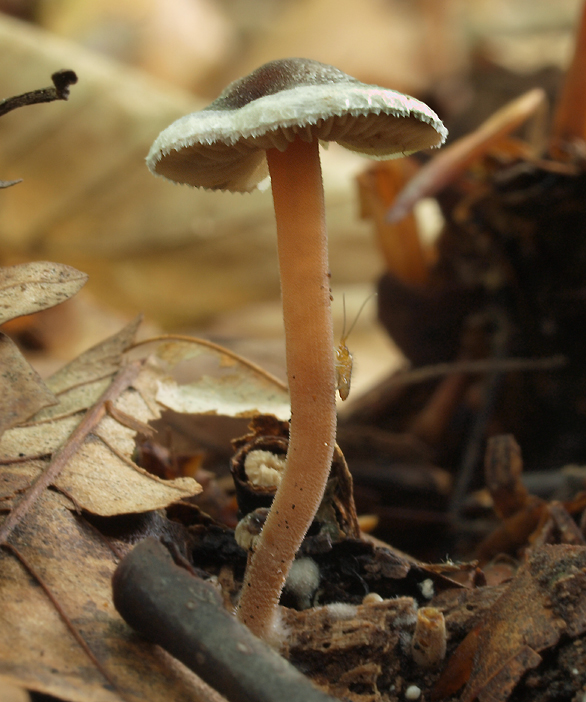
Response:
[0,321,201,520]
[461,544,586,702]
[0,332,57,437]
[0,680,31,702]
[156,372,290,421]
[0,324,295,699]
[0,490,210,702]
[137,337,290,420]
[0,261,88,438]
[0,261,88,325]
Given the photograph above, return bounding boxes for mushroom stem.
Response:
[237,137,337,640]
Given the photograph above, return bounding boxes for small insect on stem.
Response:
[334,293,376,401]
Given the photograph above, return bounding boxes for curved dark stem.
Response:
[0,69,78,117]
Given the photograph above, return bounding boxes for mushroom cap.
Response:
[147,58,448,193]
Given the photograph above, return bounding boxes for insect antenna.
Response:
[341,292,377,343]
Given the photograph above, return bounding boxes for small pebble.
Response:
[405,685,421,700]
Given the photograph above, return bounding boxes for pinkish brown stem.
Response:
[236,137,337,640]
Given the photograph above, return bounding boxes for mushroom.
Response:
[147,58,447,641]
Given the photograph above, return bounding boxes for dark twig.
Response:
[112,538,338,702]
[0,69,78,118]
[388,354,567,388]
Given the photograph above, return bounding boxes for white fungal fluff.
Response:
[244,450,286,487]
[418,578,435,600]
[284,557,320,610]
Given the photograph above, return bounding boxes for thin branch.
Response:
[0,69,78,118]
[0,360,142,544]
[387,354,567,388]
[0,452,50,465]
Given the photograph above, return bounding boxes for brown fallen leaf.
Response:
[0,490,212,702]
[44,314,143,396]
[0,332,57,437]
[0,301,300,700]
[460,544,586,702]
[0,319,201,533]
[0,261,88,437]
[0,316,211,700]
[0,261,88,325]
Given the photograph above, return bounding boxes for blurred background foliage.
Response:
[0,0,582,386]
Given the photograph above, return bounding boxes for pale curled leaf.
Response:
[56,432,199,516]
[0,332,57,437]
[157,373,291,420]
[0,261,87,325]
[143,337,290,420]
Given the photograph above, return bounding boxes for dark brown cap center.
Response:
[207,58,358,111]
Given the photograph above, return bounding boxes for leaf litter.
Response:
[3,272,586,701]
[139,335,290,421]
[0,261,89,438]
[0,274,293,701]
[0,332,57,438]
[0,261,88,326]
[5,26,586,701]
